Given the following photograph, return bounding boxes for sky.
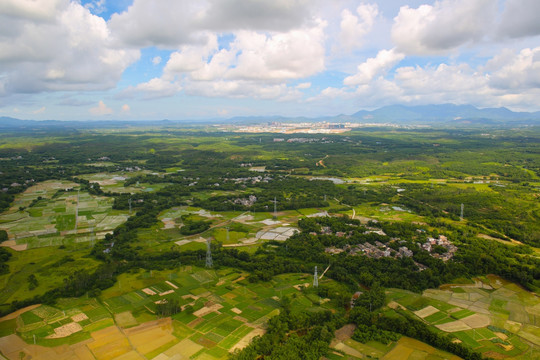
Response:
[1,0,540,120]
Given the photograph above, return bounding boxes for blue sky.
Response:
[1,0,540,120]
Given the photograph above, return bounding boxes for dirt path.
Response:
[0,304,41,322]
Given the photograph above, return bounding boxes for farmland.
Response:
[0,126,538,359]
[0,267,334,360]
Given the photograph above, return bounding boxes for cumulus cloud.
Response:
[109,0,313,49]
[121,104,130,112]
[339,3,378,51]
[89,100,113,115]
[486,47,540,90]
[498,0,540,38]
[108,1,206,48]
[160,20,326,98]
[0,0,64,21]
[201,0,313,32]
[392,0,496,55]
[184,79,299,101]
[163,34,219,76]
[314,44,540,110]
[344,48,404,86]
[120,78,183,99]
[152,56,162,65]
[0,1,139,96]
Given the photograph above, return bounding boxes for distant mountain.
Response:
[1,104,539,129]
[351,104,540,124]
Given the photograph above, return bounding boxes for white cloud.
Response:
[121,104,130,113]
[90,100,113,115]
[338,3,378,51]
[486,47,540,90]
[0,0,65,21]
[32,106,46,114]
[228,23,326,81]
[121,78,183,99]
[161,21,326,99]
[392,0,496,55]
[344,48,404,86]
[201,0,313,32]
[163,34,219,76]
[109,0,314,49]
[108,0,206,48]
[498,0,540,38]
[296,82,311,89]
[314,44,540,110]
[152,56,162,65]
[0,1,139,96]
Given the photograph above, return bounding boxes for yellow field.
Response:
[383,337,461,360]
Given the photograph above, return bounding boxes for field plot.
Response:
[0,181,129,250]
[389,275,540,358]
[0,267,331,359]
[382,337,460,360]
[78,171,162,194]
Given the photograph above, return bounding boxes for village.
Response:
[324,226,458,267]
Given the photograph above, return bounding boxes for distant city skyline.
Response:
[1,0,540,120]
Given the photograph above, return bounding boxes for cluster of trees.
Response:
[231,301,343,360]
[179,216,211,235]
[399,183,540,246]
[0,242,11,275]
[155,298,181,317]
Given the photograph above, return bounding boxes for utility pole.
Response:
[273,197,277,219]
[128,198,132,214]
[460,203,464,221]
[313,266,318,288]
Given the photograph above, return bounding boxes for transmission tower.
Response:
[205,238,213,268]
[460,203,464,221]
[272,197,278,219]
[225,226,230,242]
[128,198,132,214]
[313,266,318,288]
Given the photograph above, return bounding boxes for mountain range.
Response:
[1,104,540,129]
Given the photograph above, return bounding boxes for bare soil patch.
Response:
[436,321,471,332]
[230,328,265,352]
[47,321,83,338]
[334,324,356,342]
[461,314,490,328]
[71,313,89,322]
[414,305,439,318]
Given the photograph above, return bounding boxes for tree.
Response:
[28,274,39,290]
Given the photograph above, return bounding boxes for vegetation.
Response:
[0,125,538,359]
